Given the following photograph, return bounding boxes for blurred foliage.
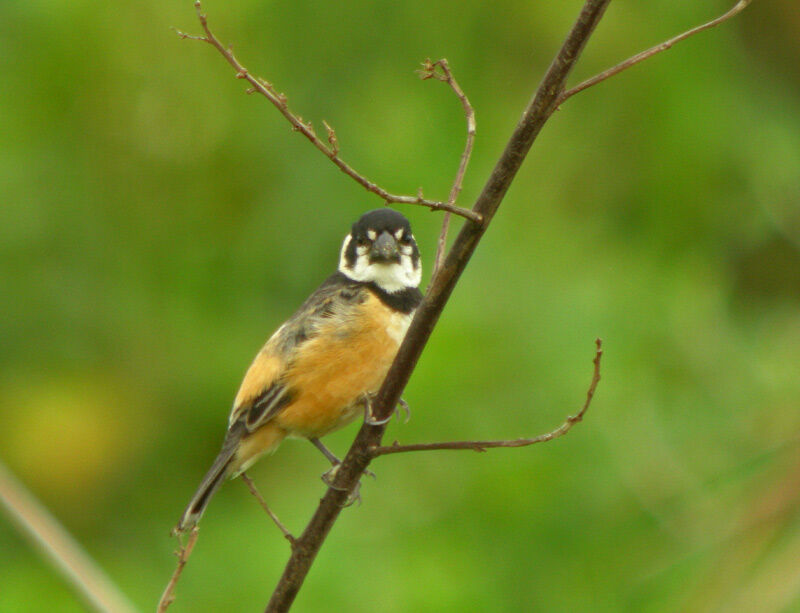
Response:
[1,1,799,611]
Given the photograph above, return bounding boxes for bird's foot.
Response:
[321,464,364,506]
[363,394,391,426]
[363,394,411,426]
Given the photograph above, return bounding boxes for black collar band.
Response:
[366,282,423,314]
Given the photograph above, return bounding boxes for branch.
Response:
[371,339,602,456]
[177,1,482,225]
[241,473,296,547]
[558,0,754,104]
[265,2,612,611]
[0,460,138,613]
[418,59,477,277]
[157,528,199,613]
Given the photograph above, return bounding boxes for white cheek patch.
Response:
[394,229,404,240]
[403,254,422,288]
[340,252,420,292]
[338,235,355,272]
[339,232,421,293]
[367,230,377,240]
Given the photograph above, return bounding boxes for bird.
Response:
[175,208,423,532]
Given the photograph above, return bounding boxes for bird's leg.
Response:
[310,437,341,466]
[240,472,296,547]
[310,437,375,484]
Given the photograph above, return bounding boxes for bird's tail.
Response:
[174,423,244,533]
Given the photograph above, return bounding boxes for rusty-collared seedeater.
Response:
[176,209,422,531]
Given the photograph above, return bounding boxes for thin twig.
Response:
[241,473,296,547]
[558,0,754,104]
[157,528,199,613]
[0,460,138,613]
[419,59,477,277]
[371,339,602,456]
[176,1,482,225]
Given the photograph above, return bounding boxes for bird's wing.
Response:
[228,273,365,431]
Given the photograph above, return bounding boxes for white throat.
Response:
[338,235,421,293]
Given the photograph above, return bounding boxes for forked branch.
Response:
[176,1,482,225]
[371,339,602,457]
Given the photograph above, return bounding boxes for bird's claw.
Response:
[363,395,411,426]
[364,411,392,426]
[396,398,411,423]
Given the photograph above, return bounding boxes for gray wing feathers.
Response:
[237,274,364,430]
[244,383,293,431]
[269,273,365,358]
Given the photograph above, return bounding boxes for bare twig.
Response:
[371,339,602,456]
[176,1,482,225]
[0,460,138,613]
[241,473,296,547]
[419,59,477,277]
[157,473,297,610]
[265,2,612,611]
[558,0,753,104]
[157,528,199,613]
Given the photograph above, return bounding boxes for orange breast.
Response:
[274,292,410,438]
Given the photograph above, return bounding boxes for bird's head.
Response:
[338,209,421,293]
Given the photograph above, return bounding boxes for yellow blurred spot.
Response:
[0,374,146,505]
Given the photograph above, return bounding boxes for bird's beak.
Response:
[369,231,400,263]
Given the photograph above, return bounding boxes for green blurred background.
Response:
[2,1,799,611]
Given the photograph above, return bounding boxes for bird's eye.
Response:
[399,234,412,245]
[355,236,369,247]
